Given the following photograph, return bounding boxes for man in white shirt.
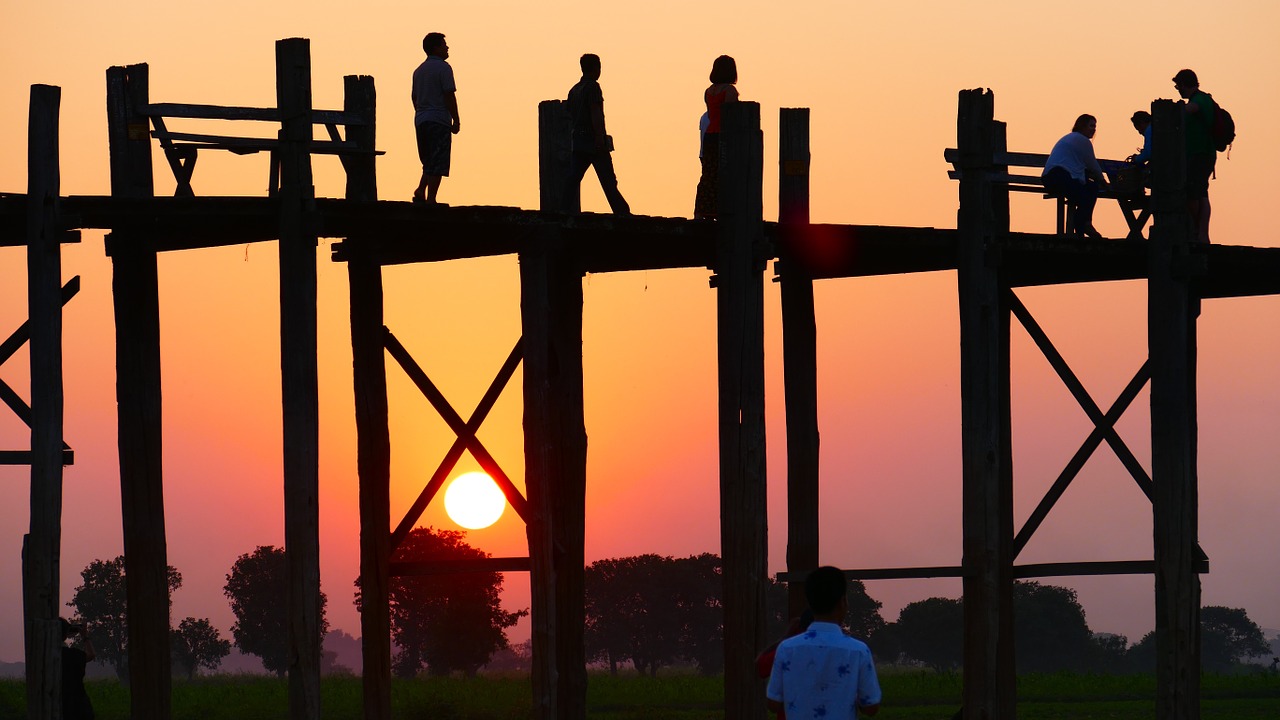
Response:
[768,566,882,718]
[411,32,460,205]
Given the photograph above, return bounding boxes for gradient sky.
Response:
[2,1,1278,664]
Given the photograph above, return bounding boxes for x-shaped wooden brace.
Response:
[151,117,198,197]
[0,277,79,465]
[1007,290,1206,562]
[383,328,528,552]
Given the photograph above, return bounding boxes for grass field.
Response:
[1,670,1276,719]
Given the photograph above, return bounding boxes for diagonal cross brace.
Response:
[0,276,80,365]
[1007,290,1207,562]
[1008,291,1154,498]
[383,329,529,549]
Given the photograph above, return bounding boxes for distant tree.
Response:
[1012,581,1095,673]
[1090,632,1131,674]
[892,596,964,671]
[170,617,231,680]
[356,527,526,678]
[224,545,329,677]
[67,555,182,681]
[1201,606,1270,672]
[670,553,725,675]
[585,554,686,676]
[1129,606,1269,673]
[483,639,533,674]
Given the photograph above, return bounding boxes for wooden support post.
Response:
[777,107,817,618]
[1148,98,1200,720]
[22,83,64,720]
[275,37,321,720]
[717,101,767,720]
[525,105,588,720]
[107,63,171,720]
[538,100,573,213]
[341,74,390,720]
[956,88,1015,720]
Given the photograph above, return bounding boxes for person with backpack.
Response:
[1173,69,1216,243]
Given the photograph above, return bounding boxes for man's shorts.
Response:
[416,121,452,176]
[1187,152,1215,199]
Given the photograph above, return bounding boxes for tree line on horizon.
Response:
[62,536,1275,680]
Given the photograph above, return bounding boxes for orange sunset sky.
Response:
[2,1,1278,664]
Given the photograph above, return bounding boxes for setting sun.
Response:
[443,471,506,530]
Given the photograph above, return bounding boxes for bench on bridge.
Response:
[945,148,1151,240]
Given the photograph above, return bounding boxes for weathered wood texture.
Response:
[275,38,323,720]
[338,74,391,720]
[22,82,64,720]
[1148,99,1200,720]
[525,103,589,720]
[777,108,818,618]
[539,101,573,213]
[956,89,1015,720]
[107,62,172,720]
[717,101,768,720]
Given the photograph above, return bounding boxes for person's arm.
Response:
[1083,141,1108,186]
[767,698,784,713]
[446,91,460,134]
[590,86,608,151]
[859,703,880,716]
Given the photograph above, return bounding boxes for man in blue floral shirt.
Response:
[767,566,881,718]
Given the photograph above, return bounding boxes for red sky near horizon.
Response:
[2,1,1279,664]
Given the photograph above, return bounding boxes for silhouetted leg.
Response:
[695,133,720,218]
[562,150,593,213]
[591,151,630,215]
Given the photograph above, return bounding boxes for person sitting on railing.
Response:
[1128,110,1153,166]
[1042,114,1109,239]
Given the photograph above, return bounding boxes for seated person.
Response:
[1128,110,1152,166]
[1042,114,1109,239]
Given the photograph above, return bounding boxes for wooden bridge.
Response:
[9,37,1280,720]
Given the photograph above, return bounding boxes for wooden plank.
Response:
[1148,98,1200,720]
[148,129,378,155]
[106,62,172,720]
[0,450,73,466]
[956,88,1015,720]
[143,102,367,126]
[389,557,531,576]
[716,101,767,720]
[275,37,322,720]
[777,108,818,620]
[21,82,63,720]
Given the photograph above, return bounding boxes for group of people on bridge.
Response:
[1042,68,1223,243]
[410,32,741,220]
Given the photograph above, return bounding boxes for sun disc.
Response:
[443,471,506,529]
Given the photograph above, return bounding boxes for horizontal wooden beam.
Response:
[775,558,1209,583]
[0,449,74,465]
[389,557,530,576]
[142,102,368,126]
[150,130,380,156]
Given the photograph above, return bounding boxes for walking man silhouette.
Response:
[563,54,630,215]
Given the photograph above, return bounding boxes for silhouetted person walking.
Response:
[61,618,95,720]
[564,54,630,215]
[694,55,738,219]
[412,32,460,205]
[767,566,881,718]
[1173,68,1215,243]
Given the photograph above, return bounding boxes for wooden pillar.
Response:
[22,82,64,720]
[538,100,573,213]
[275,37,321,720]
[777,107,818,618]
[341,74,390,720]
[106,63,172,720]
[526,102,588,720]
[955,88,1015,720]
[717,100,767,720]
[1148,98,1200,720]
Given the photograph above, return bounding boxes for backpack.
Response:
[1211,99,1235,153]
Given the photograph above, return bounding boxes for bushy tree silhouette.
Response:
[356,527,525,677]
[224,545,329,676]
[67,555,182,681]
[170,616,231,679]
